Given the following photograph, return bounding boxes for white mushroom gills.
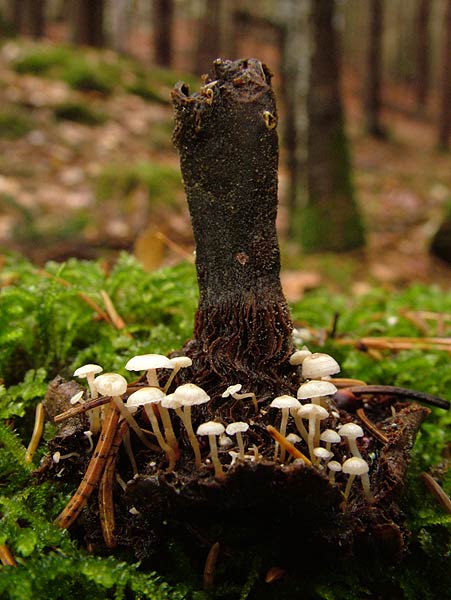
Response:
[338,423,364,459]
[342,456,372,501]
[197,421,225,479]
[125,353,173,388]
[270,395,302,462]
[225,422,249,459]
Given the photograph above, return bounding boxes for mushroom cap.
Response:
[301,353,340,379]
[313,447,333,461]
[70,390,85,405]
[94,372,127,397]
[222,384,242,398]
[168,356,192,369]
[327,460,342,473]
[270,395,301,410]
[298,404,329,420]
[297,380,337,399]
[286,433,302,444]
[197,421,225,436]
[161,393,182,409]
[342,456,369,476]
[225,421,249,436]
[173,383,210,406]
[73,363,103,378]
[338,423,364,440]
[320,429,341,444]
[289,348,312,366]
[126,387,164,412]
[125,353,173,372]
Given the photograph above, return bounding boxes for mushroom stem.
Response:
[163,366,180,394]
[208,434,225,479]
[146,369,160,387]
[236,432,246,459]
[158,404,180,457]
[232,391,258,414]
[110,396,156,451]
[183,405,202,468]
[275,408,290,462]
[143,405,176,470]
[291,408,308,443]
[343,474,356,501]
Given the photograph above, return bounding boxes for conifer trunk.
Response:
[172,59,295,404]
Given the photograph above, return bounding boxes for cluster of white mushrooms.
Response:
[69,347,373,503]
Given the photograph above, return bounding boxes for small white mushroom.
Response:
[313,446,333,468]
[327,460,342,484]
[70,390,85,405]
[342,456,372,501]
[125,353,173,387]
[270,395,302,462]
[298,404,329,462]
[95,373,154,451]
[126,386,177,470]
[163,356,193,393]
[196,421,225,479]
[172,383,210,467]
[297,379,337,407]
[289,347,312,366]
[222,384,258,413]
[74,363,103,433]
[225,422,249,459]
[301,353,340,380]
[320,428,341,453]
[338,423,364,459]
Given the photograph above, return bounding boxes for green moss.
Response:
[1,255,450,598]
[0,107,33,139]
[95,162,183,209]
[53,101,108,125]
[126,79,170,104]
[12,45,74,75]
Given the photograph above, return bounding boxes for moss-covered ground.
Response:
[0,253,450,599]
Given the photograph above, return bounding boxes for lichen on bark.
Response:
[172,58,296,404]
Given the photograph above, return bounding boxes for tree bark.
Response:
[303,0,365,251]
[153,0,174,67]
[438,0,451,149]
[415,0,431,113]
[364,0,385,137]
[71,0,105,48]
[172,59,296,405]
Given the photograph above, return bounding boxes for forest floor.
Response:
[0,36,450,300]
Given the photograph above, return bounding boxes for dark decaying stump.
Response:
[172,58,296,404]
[38,59,446,585]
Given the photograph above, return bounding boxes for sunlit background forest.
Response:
[0,0,450,298]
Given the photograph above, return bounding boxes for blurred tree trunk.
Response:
[195,0,235,75]
[153,0,174,67]
[9,0,45,37]
[431,205,451,263]
[281,0,365,252]
[112,0,130,54]
[438,0,451,149]
[364,0,385,137]
[71,0,105,48]
[415,0,431,113]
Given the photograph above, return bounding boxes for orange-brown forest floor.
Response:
[0,29,450,300]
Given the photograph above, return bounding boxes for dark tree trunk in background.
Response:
[153,0,174,67]
[9,0,45,37]
[438,0,451,149]
[72,0,105,48]
[415,0,431,113]
[306,0,365,251]
[364,0,385,137]
[172,59,296,407]
[195,0,235,75]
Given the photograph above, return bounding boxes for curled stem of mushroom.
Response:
[25,402,45,464]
